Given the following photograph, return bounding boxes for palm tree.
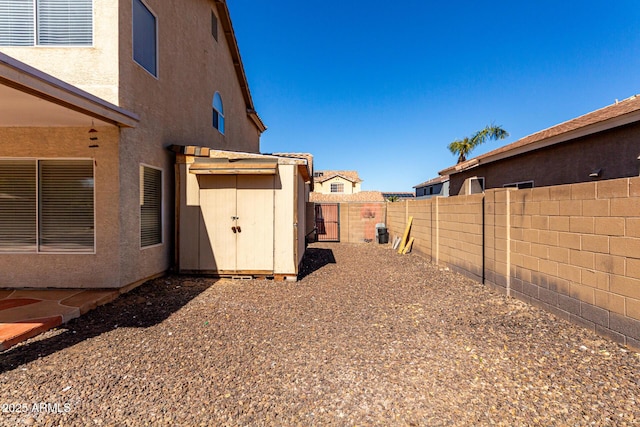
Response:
[448,124,509,164]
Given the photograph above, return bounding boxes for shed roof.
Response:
[439,94,640,176]
[169,146,313,182]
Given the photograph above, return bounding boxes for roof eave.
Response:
[214,0,266,134]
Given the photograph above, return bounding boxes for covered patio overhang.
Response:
[0,52,138,128]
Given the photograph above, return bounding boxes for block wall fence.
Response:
[339,203,387,243]
[386,177,640,350]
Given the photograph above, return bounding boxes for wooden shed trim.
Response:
[189,161,277,175]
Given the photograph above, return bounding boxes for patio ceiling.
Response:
[0,83,112,127]
[0,52,138,128]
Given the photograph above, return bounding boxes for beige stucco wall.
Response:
[115,0,262,286]
[1,0,264,289]
[0,127,121,288]
[0,1,120,104]
[117,0,261,152]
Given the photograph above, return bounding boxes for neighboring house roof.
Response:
[314,170,362,184]
[214,0,266,133]
[414,175,449,188]
[439,94,640,176]
[310,191,384,203]
[0,52,139,128]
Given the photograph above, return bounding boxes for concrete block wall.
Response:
[338,203,386,243]
[386,177,640,349]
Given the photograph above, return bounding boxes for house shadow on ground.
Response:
[0,275,216,373]
[297,246,337,280]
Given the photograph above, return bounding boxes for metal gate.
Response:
[315,203,340,242]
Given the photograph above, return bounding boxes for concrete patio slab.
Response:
[0,288,122,352]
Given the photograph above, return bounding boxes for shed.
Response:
[171,146,312,280]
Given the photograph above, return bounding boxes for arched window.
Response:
[212,92,225,134]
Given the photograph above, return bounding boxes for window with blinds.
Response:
[39,160,94,252]
[0,159,94,253]
[140,165,162,248]
[0,0,92,46]
[0,160,37,251]
[0,0,34,46]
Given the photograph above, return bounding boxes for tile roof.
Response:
[314,170,362,183]
[310,191,385,202]
[439,94,640,175]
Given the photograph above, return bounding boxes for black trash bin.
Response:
[378,227,389,244]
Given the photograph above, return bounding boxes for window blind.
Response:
[0,160,37,252]
[0,0,34,46]
[37,0,93,46]
[140,165,162,247]
[39,160,94,252]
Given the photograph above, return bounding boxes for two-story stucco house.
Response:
[312,170,362,195]
[0,0,269,289]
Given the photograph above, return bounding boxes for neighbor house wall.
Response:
[315,176,359,195]
[0,127,121,288]
[449,122,640,196]
[387,177,640,349]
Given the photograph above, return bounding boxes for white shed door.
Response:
[198,175,274,273]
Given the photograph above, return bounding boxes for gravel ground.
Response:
[1,242,639,426]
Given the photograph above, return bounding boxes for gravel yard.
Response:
[1,242,639,426]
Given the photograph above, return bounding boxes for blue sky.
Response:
[227,1,640,192]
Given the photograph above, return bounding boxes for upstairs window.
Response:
[211,10,217,41]
[212,92,224,134]
[0,0,93,46]
[330,182,344,193]
[132,0,157,76]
